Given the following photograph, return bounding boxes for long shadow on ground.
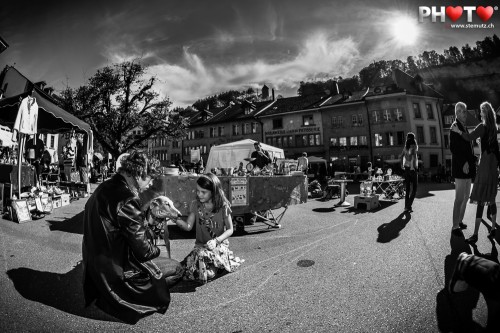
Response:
[376,211,411,243]
[47,211,84,235]
[6,262,120,323]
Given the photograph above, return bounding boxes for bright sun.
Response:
[390,16,419,46]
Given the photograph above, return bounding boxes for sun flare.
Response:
[390,16,419,46]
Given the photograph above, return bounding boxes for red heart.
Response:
[476,6,493,22]
[446,6,463,22]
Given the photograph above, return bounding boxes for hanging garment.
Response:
[13,96,38,136]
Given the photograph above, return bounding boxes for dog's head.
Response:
[149,196,181,219]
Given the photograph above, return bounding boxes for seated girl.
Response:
[174,173,243,283]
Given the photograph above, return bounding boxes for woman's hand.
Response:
[450,123,461,134]
[463,161,469,174]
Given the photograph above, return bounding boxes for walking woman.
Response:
[451,101,499,243]
[400,132,419,212]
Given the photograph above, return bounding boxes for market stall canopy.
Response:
[206,139,284,171]
[0,90,91,134]
[307,156,327,165]
[0,89,93,151]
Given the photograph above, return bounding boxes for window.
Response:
[49,135,55,149]
[273,118,283,129]
[430,126,437,144]
[386,132,394,146]
[416,126,425,144]
[350,136,358,146]
[426,104,434,119]
[218,126,224,137]
[276,137,282,147]
[314,134,320,145]
[252,122,258,133]
[283,136,288,147]
[266,138,272,145]
[338,116,344,127]
[288,136,294,147]
[359,136,367,145]
[395,108,403,121]
[397,131,404,145]
[233,124,240,135]
[383,109,392,121]
[331,116,337,127]
[339,137,347,146]
[444,134,449,149]
[303,115,314,126]
[243,123,250,134]
[444,115,454,125]
[375,133,383,146]
[308,135,315,146]
[430,154,438,167]
[358,114,363,126]
[352,114,358,126]
[373,110,380,123]
[172,141,179,148]
[413,103,422,118]
[210,127,216,138]
[330,137,338,146]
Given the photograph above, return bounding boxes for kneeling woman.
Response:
[174,173,243,283]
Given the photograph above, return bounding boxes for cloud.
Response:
[146,31,360,107]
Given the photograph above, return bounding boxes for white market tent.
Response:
[205,139,285,171]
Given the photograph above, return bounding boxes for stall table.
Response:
[331,179,353,207]
[0,163,35,194]
[371,178,405,200]
[141,174,308,228]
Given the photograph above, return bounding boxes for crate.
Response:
[61,193,70,206]
[354,195,380,211]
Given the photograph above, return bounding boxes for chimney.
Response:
[332,81,340,95]
[262,84,269,99]
[35,81,47,90]
[272,88,275,101]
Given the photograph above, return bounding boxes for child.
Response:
[174,173,243,283]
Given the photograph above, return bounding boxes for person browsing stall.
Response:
[251,141,272,169]
[399,132,419,212]
[82,151,184,324]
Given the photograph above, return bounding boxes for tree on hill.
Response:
[58,60,188,159]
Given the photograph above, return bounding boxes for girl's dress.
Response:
[182,200,243,283]
[462,124,499,205]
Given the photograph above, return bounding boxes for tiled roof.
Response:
[389,68,443,98]
[207,100,273,123]
[257,93,326,117]
[187,100,274,126]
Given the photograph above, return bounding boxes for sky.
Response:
[1,0,499,107]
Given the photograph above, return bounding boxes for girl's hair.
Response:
[119,151,160,180]
[197,173,230,212]
[405,132,418,151]
[480,102,498,153]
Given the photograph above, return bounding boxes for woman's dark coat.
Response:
[82,174,169,324]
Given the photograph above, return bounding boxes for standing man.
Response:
[251,141,272,169]
[76,136,88,183]
[297,152,309,173]
[450,102,476,235]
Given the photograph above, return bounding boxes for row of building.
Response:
[150,68,482,174]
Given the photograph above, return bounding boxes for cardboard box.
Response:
[61,193,70,206]
[52,196,62,209]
